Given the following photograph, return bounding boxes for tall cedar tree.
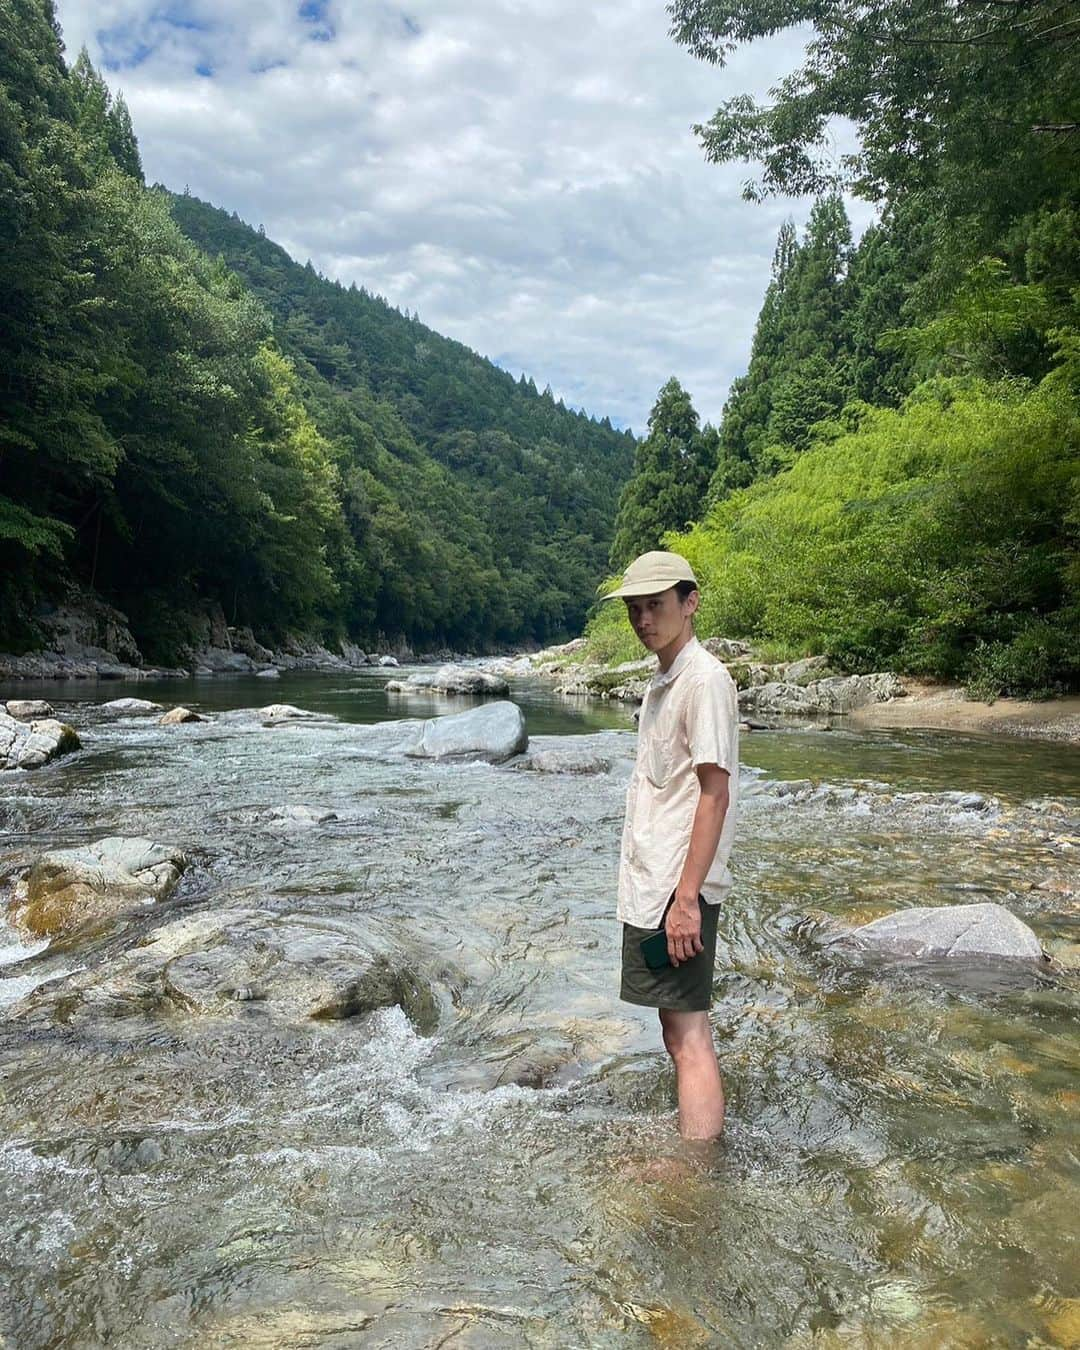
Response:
[610,378,716,566]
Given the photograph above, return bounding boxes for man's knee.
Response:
[659,1010,712,1063]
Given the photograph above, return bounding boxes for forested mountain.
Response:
[166,193,634,643]
[592,0,1079,697]
[0,1,633,660]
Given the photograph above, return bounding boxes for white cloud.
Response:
[56,0,874,431]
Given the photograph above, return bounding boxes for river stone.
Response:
[701,636,752,659]
[837,902,1045,963]
[158,706,204,725]
[0,712,80,771]
[255,667,280,679]
[778,655,833,685]
[520,747,612,775]
[386,664,510,696]
[740,672,903,716]
[16,836,188,937]
[271,804,339,827]
[99,697,163,716]
[339,640,368,667]
[162,918,437,1028]
[258,703,322,723]
[378,655,399,667]
[194,646,257,673]
[5,699,53,720]
[405,700,527,763]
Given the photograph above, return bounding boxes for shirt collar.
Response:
[650,635,699,689]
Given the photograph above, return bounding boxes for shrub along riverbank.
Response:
[591,377,1079,701]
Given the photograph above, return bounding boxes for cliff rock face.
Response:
[0,592,150,679]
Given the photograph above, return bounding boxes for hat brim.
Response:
[600,578,695,600]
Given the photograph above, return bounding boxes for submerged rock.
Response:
[12,908,437,1031]
[159,706,205,725]
[13,836,188,937]
[4,699,54,720]
[834,902,1046,964]
[385,664,510,696]
[518,747,612,775]
[0,712,80,771]
[405,700,528,763]
[100,697,163,716]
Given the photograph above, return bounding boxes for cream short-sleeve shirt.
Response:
[617,636,739,929]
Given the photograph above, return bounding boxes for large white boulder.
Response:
[4,699,54,720]
[836,902,1045,963]
[405,700,528,763]
[386,664,510,696]
[740,673,904,716]
[0,712,80,771]
[13,836,188,937]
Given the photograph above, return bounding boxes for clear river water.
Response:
[1,670,1078,1348]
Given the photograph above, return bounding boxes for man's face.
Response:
[624,587,697,653]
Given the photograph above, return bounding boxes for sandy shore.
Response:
[848,679,1080,744]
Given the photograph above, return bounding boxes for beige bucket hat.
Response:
[602,550,699,600]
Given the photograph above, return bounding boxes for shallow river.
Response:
[1,671,1078,1348]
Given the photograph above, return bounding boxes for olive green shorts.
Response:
[620,897,720,1013]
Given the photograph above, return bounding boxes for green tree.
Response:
[610,377,715,566]
[668,0,1080,222]
[69,49,142,180]
[710,195,855,496]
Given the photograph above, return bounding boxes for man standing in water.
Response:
[604,551,738,1140]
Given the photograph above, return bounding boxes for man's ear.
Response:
[685,589,700,616]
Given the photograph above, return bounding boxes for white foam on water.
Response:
[232,1143,383,1172]
[287,1006,561,1152]
[0,925,48,970]
[0,1138,85,1178]
[0,921,86,1009]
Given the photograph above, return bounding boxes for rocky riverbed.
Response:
[0,669,1078,1346]
[5,594,1077,746]
[476,639,1080,746]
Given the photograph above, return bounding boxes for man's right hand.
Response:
[665,893,704,966]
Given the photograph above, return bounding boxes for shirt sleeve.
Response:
[686,670,739,775]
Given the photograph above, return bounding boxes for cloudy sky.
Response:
[56,0,871,432]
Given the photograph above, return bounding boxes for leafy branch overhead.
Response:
[668,0,1080,206]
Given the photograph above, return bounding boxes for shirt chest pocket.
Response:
[642,708,677,788]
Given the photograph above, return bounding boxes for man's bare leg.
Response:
[659,1008,725,1140]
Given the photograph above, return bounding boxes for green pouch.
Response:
[639,927,671,971]
[639,893,676,970]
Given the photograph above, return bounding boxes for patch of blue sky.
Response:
[97,3,214,72]
[194,61,214,77]
[401,13,421,37]
[299,0,335,40]
[96,25,154,71]
[156,1,212,32]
